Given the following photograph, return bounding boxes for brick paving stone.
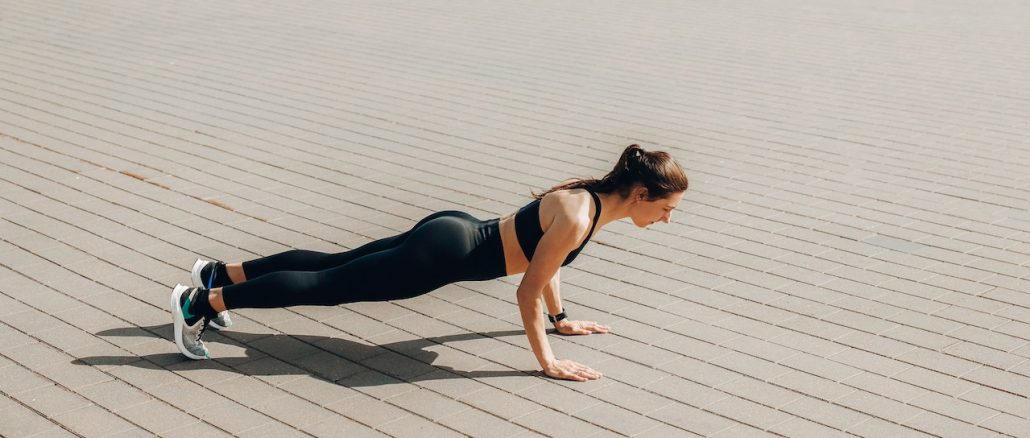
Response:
[574,401,667,436]
[376,414,467,438]
[644,375,729,409]
[709,423,776,437]
[846,418,934,438]
[325,393,412,429]
[510,406,610,437]
[829,348,912,377]
[438,407,533,437]
[190,399,276,435]
[162,420,231,438]
[0,362,54,396]
[250,391,337,426]
[648,403,737,436]
[962,366,1030,397]
[945,341,1025,371]
[842,372,928,404]
[116,399,201,435]
[709,351,794,382]
[279,375,361,407]
[76,379,155,412]
[771,371,855,402]
[780,396,872,432]
[767,417,853,438]
[977,412,1030,437]
[0,393,66,437]
[17,384,94,417]
[236,420,311,438]
[717,377,802,410]
[960,386,1030,419]
[587,380,674,415]
[50,404,139,437]
[459,386,543,420]
[302,416,389,438]
[386,387,471,422]
[32,426,82,438]
[902,411,997,438]
[703,396,794,431]
[635,423,704,438]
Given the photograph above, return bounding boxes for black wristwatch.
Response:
[547,308,568,325]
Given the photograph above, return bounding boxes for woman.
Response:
[171,144,688,382]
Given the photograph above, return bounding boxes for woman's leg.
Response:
[230,211,460,282]
[218,238,407,285]
[215,214,475,310]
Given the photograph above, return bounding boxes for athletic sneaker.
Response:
[170,284,210,360]
[190,259,233,330]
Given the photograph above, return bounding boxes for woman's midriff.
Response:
[498,212,530,276]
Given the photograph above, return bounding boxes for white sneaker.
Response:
[170,284,210,360]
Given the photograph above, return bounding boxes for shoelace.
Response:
[195,318,210,343]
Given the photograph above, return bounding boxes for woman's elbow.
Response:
[516,286,541,306]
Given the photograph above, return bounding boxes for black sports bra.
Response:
[514,188,602,266]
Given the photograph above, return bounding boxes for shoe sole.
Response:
[170,284,208,360]
[190,259,230,331]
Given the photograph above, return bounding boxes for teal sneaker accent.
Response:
[181,295,195,320]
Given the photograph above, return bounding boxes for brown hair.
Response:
[532,144,689,200]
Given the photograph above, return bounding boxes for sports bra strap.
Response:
[572,188,602,254]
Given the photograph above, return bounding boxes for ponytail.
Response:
[532,144,688,200]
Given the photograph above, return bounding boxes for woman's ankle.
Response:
[226,263,247,284]
[208,288,228,313]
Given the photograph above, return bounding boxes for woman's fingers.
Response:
[547,360,602,381]
[560,320,611,335]
[556,367,587,381]
[567,361,602,380]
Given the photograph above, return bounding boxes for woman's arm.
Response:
[541,269,563,317]
[516,216,601,381]
[542,270,611,336]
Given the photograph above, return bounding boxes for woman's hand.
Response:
[555,319,610,336]
[544,359,603,381]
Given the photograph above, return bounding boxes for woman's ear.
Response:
[634,186,649,202]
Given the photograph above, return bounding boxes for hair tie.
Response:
[625,147,645,172]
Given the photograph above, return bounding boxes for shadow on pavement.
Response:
[73,324,533,387]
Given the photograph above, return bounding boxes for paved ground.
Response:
[1,0,1028,436]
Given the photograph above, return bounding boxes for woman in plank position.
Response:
[171,144,687,381]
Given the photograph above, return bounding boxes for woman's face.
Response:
[631,190,685,228]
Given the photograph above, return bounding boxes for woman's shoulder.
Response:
[540,188,593,229]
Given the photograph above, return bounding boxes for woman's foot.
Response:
[170,284,210,360]
[190,259,233,330]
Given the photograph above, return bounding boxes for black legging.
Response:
[221,211,507,309]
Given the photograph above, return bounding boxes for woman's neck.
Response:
[595,192,634,228]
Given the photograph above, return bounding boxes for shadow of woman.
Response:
[73,324,534,387]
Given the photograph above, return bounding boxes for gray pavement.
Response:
[1,0,1029,436]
